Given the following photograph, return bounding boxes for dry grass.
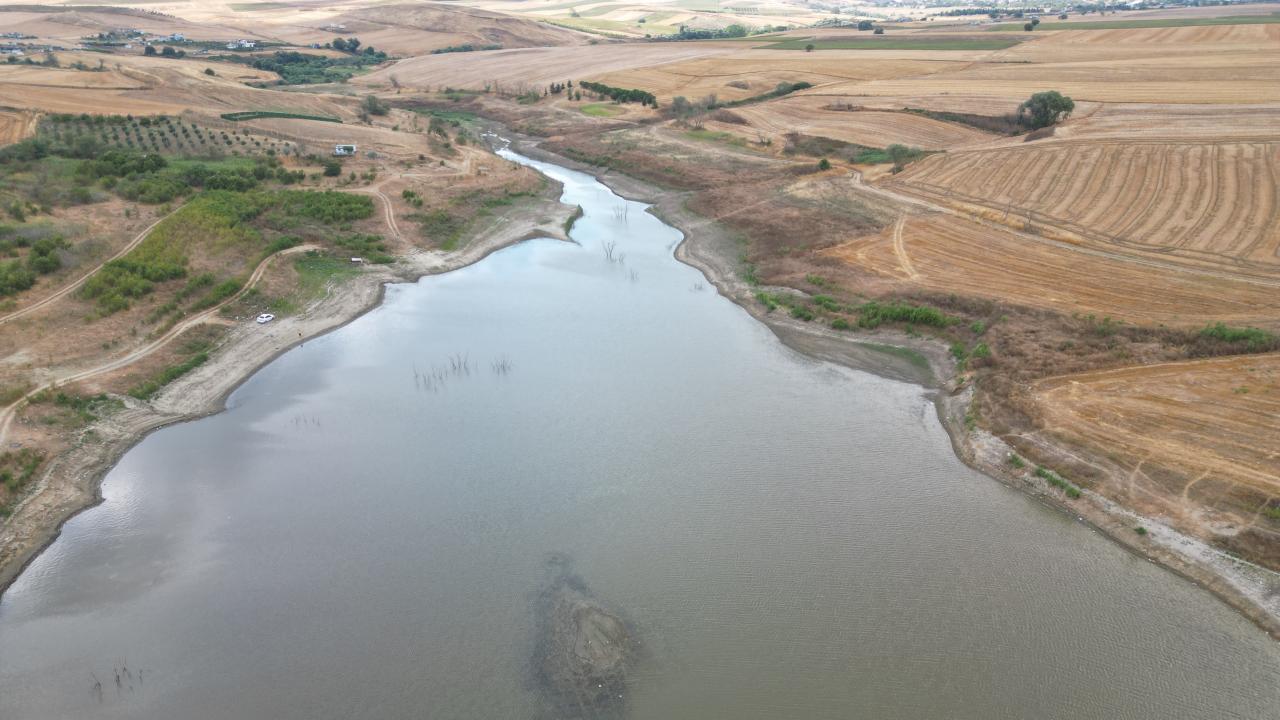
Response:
[730,98,995,150]
[822,213,1280,328]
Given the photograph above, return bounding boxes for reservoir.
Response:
[1,149,1277,719]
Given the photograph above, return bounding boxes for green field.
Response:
[580,103,624,118]
[764,36,1024,51]
[991,13,1280,31]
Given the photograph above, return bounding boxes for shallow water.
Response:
[1,149,1277,719]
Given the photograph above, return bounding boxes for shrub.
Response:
[360,95,390,116]
[1035,466,1082,499]
[857,301,955,329]
[789,304,815,321]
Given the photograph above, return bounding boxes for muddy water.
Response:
[1,150,1277,719]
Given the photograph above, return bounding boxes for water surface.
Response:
[1,150,1277,719]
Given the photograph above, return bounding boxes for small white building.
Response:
[333,144,357,157]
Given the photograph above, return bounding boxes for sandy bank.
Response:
[0,187,577,596]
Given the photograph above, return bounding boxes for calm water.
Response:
[1,149,1277,719]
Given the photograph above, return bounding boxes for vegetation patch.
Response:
[1035,465,1083,499]
[79,189,372,315]
[856,301,956,330]
[0,448,45,519]
[129,348,210,400]
[581,103,625,118]
[578,81,657,108]
[221,111,342,123]
[1196,323,1278,354]
[431,44,502,55]
[292,253,360,300]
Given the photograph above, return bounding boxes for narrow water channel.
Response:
[0,149,1276,719]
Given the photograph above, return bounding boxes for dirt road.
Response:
[0,244,315,443]
[0,206,182,327]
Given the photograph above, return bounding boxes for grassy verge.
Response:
[293,253,360,300]
[581,103,624,118]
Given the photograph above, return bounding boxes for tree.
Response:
[818,158,831,171]
[873,27,885,35]
[331,37,347,52]
[161,46,177,57]
[361,95,389,116]
[887,144,917,170]
[144,45,157,57]
[1017,91,1075,129]
[204,68,216,76]
[857,20,874,31]
[1024,22,1034,31]
[322,160,342,177]
[1031,17,1041,26]
[804,43,815,52]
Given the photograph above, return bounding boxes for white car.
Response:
[255,313,275,324]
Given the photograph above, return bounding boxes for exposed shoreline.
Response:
[2,136,1277,643]
[0,181,577,597]
[504,136,1280,641]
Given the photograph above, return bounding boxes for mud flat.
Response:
[533,556,636,719]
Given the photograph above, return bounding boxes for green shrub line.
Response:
[128,352,210,400]
[1034,465,1082,499]
[1198,322,1277,351]
[857,300,956,329]
[221,111,342,123]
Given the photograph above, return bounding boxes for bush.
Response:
[857,301,955,329]
[322,160,342,177]
[360,95,390,116]
[276,190,373,223]
[0,260,36,297]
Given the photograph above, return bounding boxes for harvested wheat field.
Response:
[1060,103,1280,142]
[887,141,1280,276]
[1034,354,1280,564]
[823,212,1280,328]
[592,53,971,102]
[729,98,995,150]
[359,43,735,93]
[250,2,593,55]
[0,108,36,145]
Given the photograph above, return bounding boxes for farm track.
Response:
[0,244,317,444]
[0,206,183,327]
